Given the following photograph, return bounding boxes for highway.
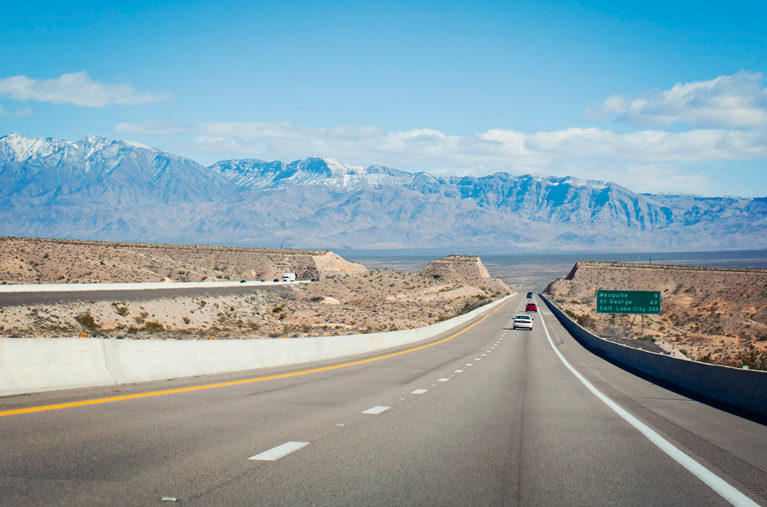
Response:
[0,284,296,308]
[1,293,765,505]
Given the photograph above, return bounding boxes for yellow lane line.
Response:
[0,298,511,418]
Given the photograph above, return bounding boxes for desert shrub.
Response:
[75,312,100,332]
[141,321,164,333]
[111,302,129,317]
[459,297,490,315]
[737,345,767,371]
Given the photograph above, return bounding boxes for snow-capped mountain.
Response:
[212,157,422,190]
[1,132,765,251]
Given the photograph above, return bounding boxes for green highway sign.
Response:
[596,290,661,315]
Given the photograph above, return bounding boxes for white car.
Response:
[512,314,533,330]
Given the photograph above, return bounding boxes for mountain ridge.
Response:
[1,132,765,252]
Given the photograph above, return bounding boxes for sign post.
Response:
[596,290,661,338]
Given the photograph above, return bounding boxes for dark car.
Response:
[273,279,279,282]
[240,280,247,283]
[526,292,534,298]
[526,303,538,312]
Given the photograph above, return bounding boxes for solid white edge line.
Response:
[363,405,390,415]
[538,307,757,507]
[249,441,310,461]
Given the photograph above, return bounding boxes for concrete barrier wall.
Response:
[0,295,511,396]
[0,280,307,293]
[540,295,767,419]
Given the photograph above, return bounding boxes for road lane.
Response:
[0,284,296,307]
[0,293,764,505]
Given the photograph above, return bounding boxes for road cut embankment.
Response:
[0,295,511,396]
[540,294,767,420]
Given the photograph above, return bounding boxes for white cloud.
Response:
[0,104,32,118]
[0,71,168,107]
[115,120,767,169]
[114,118,767,195]
[587,71,767,128]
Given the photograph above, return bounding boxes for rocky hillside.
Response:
[421,255,510,292]
[0,237,365,284]
[0,260,507,340]
[2,133,766,251]
[544,261,767,368]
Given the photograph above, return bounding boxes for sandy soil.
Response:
[0,236,365,284]
[0,243,510,339]
[544,261,767,368]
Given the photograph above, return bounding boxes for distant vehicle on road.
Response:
[526,292,534,298]
[240,280,247,283]
[526,303,538,312]
[273,279,279,282]
[512,314,533,330]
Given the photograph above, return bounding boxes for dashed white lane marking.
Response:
[438,377,450,382]
[249,441,310,461]
[481,353,487,356]
[336,423,345,427]
[411,388,428,394]
[160,497,178,502]
[454,369,463,373]
[363,405,390,415]
[538,308,758,506]
[465,363,473,366]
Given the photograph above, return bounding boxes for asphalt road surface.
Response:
[1,293,765,505]
[0,285,296,307]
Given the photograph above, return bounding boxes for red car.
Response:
[525,303,538,312]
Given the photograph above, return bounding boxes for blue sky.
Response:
[1,0,766,196]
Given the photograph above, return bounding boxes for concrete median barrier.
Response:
[0,295,511,396]
[0,339,114,394]
[0,280,307,293]
[540,294,767,420]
